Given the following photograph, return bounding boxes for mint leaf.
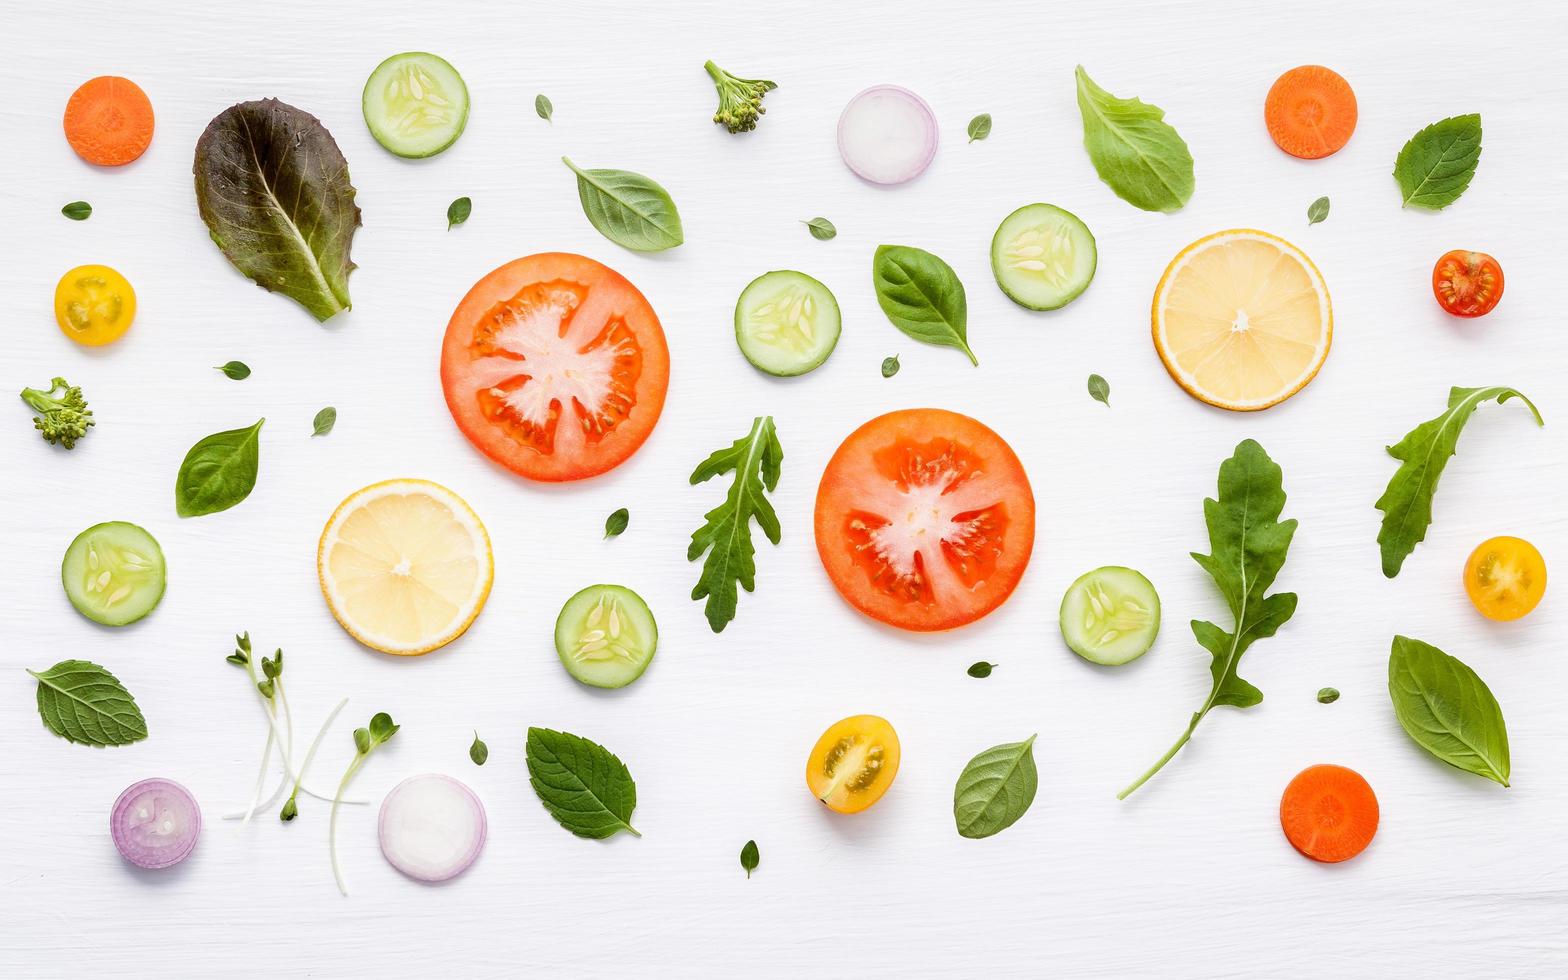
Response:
[1394,114,1482,210]
[28,660,148,747]
[1388,636,1509,785]
[1120,440,1297,798]
[687,417,784,633]
[1375,386,1541,577]
[954,735,1038,839]
[526,727,640,839]
[1075,65,1193,213]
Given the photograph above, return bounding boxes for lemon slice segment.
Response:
[1153,229,1332,411]
[319,479,493,655]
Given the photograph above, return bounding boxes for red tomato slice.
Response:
[814,408,1035,631]
[440,253,670,482]
[1432,250,1504,318]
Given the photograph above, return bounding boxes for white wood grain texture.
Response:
[2,0,1566,977]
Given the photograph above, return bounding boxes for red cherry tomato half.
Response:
[1432,250,1503,318]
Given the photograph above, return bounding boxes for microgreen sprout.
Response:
[331,711,399,895]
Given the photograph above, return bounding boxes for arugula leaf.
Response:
[1375,386,1542,577]
[535,94,553,123]
[872,245,976,364]
[1307,196,1330,225]
[802,216,836,240]
[740,839,759,878]
[28,660,148,747]
[1087,373,1110,406]
[688,417,783,633]
[1388,636,1509,785]
[967,113,992,143]
[954,735,1038,838]
[1074,65,1193,213]
[526,727,640,839]
[175,419,264,517]
[1120,440,1297,799]
[562,157,683,252]
[446,196,471,230]
[1394,114,1482,210]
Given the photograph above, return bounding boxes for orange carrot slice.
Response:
[1279,764,1379,863]
[63,76,155,166]
[1264,66,1356,159]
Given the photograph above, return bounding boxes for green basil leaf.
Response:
[1074,65,1193,213]
[469,731,489,766]
[1087,373,1110,406]
[215,360,251,380]
[967,113,992,143]
[1388,636,1509,785]
[967,661,995,678]
[175,419,264,517]
[1317,687,1340,704]
[740,839,759,878]
[312,406,337,437]
[61,201,93,221]
[1375,386,1541,577]
[562,157,683,252]
[802,216,836,241]
[1394,114,1482,210]
[536,94,553,122]
[27,660,148,747]
[194,99,361,322]
[1307,196,1330,225]
[953,735,1038,839]
[881,355,900,378]
[604,507,629,539]
[526,727,641,839]
[871,245,976,365]
[447,196,472,230]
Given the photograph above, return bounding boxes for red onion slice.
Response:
[837,85,939,185]
[111,778,201,870]
[378,774,486,883]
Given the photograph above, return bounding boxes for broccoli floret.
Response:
[704,60,777,134]
[20,377,94,449]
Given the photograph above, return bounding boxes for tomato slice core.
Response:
[1432,250,1503,318]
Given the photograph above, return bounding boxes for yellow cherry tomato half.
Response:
[54,264,136,346]
[805,714,900,813]
[1464,536,1546,621]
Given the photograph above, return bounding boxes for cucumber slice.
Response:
[734,271,841,377]
[62,522,166,626]
[362,52,470,158]
[990,203,1097,311]
[1059,566,1159,665]
[554,585,658,688]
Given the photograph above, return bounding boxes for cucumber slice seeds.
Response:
[734,270,841,377]
[1059,566,1160,665]
[554,585,658,688]
[62,521,166,626]
[990,203,1097,311]
[362,52,470,158]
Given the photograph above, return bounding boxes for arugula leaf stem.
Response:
[1118,711,1201,800]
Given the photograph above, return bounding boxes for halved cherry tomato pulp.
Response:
[440,253,670,481]
[814,408,1035,631]
[1432,250,1503,318]
[806,714,901,813]
[1464,536,1546,621]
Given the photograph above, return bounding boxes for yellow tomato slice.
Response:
[54,264,136,346]
[806,715,901,813]
[1464,536,1546,621]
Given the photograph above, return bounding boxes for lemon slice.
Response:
[1152,229,1332,411]
[318,479,493,655]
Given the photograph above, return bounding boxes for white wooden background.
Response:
[3,1,1566,976]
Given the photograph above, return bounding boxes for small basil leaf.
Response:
[175,419,264,518]
[562,157,683,252]
[967,661,995,678]
[953,735,1039,838]
[802,217,836,241]
[871,245,976,364]
[62,201,93,221]
[740,839,759,878]
[312,406,337,437]
[1087,374,1110,406]
[604,507,629,539]
[470,731,489,766]
[881,355,900,378]
[536,94,553,123]
[215,360,251,380]
[1307,196,1330,225]
[967,113,992,143]
[447,196,472,230]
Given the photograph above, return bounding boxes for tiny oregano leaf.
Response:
[312,406,337,437]
[62,201,93,220]
[967,661,995,678]
[470,731,489,766]
[447,196,472,230]
[536,94,553,122]
[1087,374,1110,406]
[967,113,992,143]
[802,217,837,240]
[1307,196,1330,225]
[881,355,900,378]
[740,839,759,878]
[215,360,251,380]
[604,507,629,539]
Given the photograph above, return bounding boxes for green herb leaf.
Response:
[1394,114,1482,210]
[194,98,360,322]
[562,157,683,252]
[28,660,148,747]
[740,839,759,877]
[352,727,370,755]
[1307,196,1330,225]
[954,735,1038,839]
[871,245,976,365]
[368,711,398,746]
[688,417,784,633]
[881,355,900,378]
[226,652,249,666]
[61,201,92,221]
[311,406,337,437]
[469,731,489,766]
[257,679,275,699]
[536,94,553,122]
[1388,636,1509,785]
[967,662,995,678]
[1317,687,1340,704]
[1087,374,1110,406]
[447,196,472,230]
[967,113,992,143]
[280,797,298,821]
[1074,66,1193,213]
[1375,386,1542,577]
[215,360,251,380]
[175,418,264,517]
[525,727,640,839]
[1121,440,1297,798]
[802,216,837,241]
[602,507,630,539]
